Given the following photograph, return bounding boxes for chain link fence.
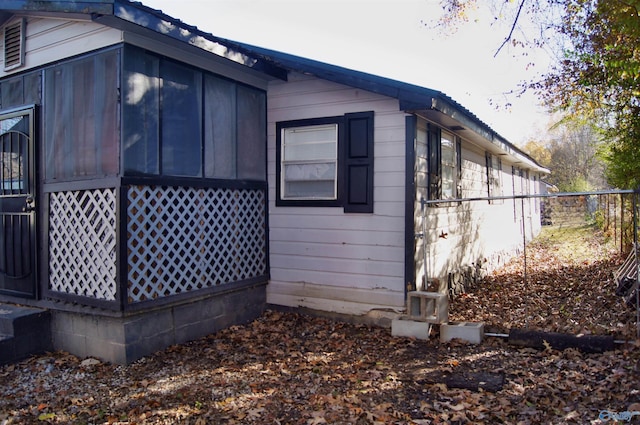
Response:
[446,190,639,340]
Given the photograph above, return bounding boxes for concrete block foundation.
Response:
[51,282,266,364]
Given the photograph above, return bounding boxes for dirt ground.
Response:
[1,225,639,424]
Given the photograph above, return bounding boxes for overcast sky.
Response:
[142,0,554,146]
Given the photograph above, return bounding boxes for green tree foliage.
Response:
[523,140,551,167]
[544,1,640,189]
[438,0,640,189]
[547,121,606,191]
[524,119,607,191]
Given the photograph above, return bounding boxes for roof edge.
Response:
[0,0,114,14]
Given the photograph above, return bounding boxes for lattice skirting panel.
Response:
[127,185,267,303]
[49,188,118,301]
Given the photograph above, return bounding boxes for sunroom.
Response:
[0,40,269,362]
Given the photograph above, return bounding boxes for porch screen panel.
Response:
[204,75,236,179]
[123,48,160,175]
[160,60,202,177]
[237,86,266,180]
[0,71,40,109]
[44,50,119,181]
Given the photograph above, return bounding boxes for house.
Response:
[0,0,547,364]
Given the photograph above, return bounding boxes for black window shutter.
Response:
[456,137,462,198]
[344,111,374,213]
[485,152,492,198]
[427,124,441,201]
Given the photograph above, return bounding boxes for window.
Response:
[427,124,461,202]
[441,132,457,199]
[533,175,539,213]
[0,71,41,109]
[486,153,503,203]
[123,45,266,180]
[44,50,119,181]
[512,166,523,221]
[281,123,338,200]
[276,112,374,213]
[161,60,202,177]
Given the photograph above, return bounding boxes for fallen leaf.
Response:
[37,413,55,421]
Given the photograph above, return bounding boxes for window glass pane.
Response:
[281,123,338,199]
[161,60,202,177]
[440,131,456,199]
[285,180,336,198]
[284,162,336,181]
[441,132,455,165]
[442,166,454,181]
[96,51,119,176]
[23,72,41,105]
[237,85,266,180]
[0,115,28,193]
[283,125,337,160]
[492,157,502,194]
[123,47,160,175]
[285,125,336,144]
[416,126,427,144]
[442,180,454,198]
[204,75,236,179]
[0,72,41,109]
[44,50,119,181]
[73,57,97,176]
[3,77,25,108]
[442,165,455,198]
[284,142,336,161]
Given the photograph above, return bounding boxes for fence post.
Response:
[634,189,640,339]
[621,194,625,253]
[520,196,529,329]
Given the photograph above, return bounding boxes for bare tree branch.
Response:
[494,0,527,57]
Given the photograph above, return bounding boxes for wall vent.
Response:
[3,19,25,71]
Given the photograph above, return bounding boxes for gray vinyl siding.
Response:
[414,117,542,291]
[267,72,406,315]
[0,17,121,77]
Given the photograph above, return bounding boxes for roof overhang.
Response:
[222,40,548,175]
[0,0,287,80]
[0,1,112,26]
[401,98,549,175]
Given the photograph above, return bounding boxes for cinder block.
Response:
[391,318,432,340]
[440,322,484,344]
[52,330,87,358]
[407,291,448,324]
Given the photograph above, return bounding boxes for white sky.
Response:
[142,0,554,146]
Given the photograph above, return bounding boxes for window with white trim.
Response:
[281,123,338,200]
[424,122,462,202]
[441,131,457,199]
[486,153,503,203]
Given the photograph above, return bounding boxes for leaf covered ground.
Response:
[449,224,639,340]
[1,224,639,425]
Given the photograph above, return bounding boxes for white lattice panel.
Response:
[49,189,118,301]
[127,185,267,303]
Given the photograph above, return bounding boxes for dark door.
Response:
[0,107,36,298]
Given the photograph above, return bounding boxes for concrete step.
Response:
[0,304,52,365]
